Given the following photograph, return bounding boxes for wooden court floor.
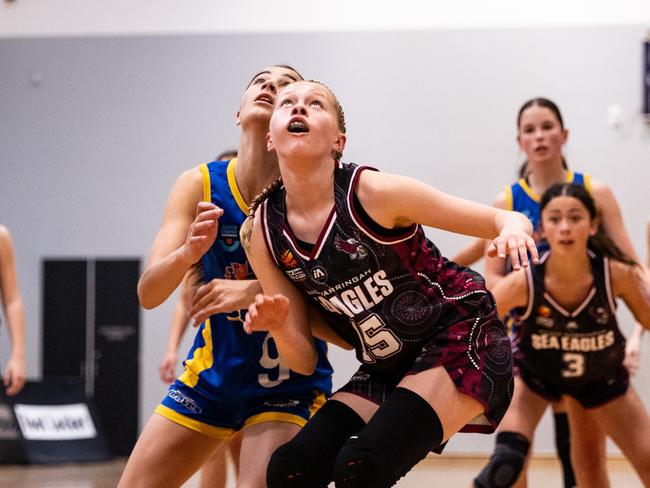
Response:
[0,455,641,487]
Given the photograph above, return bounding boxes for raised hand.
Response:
[180,202,223,265]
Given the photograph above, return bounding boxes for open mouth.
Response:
[558,239,574,245]
[255,94,274,105]
[288,118,309,133]
[534,146,548,153]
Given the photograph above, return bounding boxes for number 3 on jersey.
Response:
[258,332,290,388]
[561,352,585,378]
[355,313,402,363]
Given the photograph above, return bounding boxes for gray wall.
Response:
[1,26,649,454]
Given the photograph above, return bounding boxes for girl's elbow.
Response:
[137,281,157,310]
[293,355,318,376]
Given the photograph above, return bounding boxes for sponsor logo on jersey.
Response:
[218,224,241,252]
[263,399,300,408]
[280,249,307,281]
[315,270,394,317]
[334,235,368,261]
[530,331,614,352]
[537,305,552,318]
[311,265,328,283]
[168,389,203,414]
[225,262,250,280]
[535,316,554,328]
[280,249,297,267]
[566,320,579,331]
[591,306,610,325]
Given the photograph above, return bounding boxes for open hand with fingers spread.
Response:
[180,202,223,265]
[487,226,539,271]
[243,294,290,335]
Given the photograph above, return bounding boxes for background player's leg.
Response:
[550,399,576,488]
[563,397,609,488]
[579,387,650,486]
[118,414,223,488]
[474,376,549,488]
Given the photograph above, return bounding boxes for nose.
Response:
[559,219,571,231]
[291,103,307,115]
[261,80,277,94]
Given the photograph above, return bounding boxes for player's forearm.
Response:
[138,249,194,309]
[5,300,25,359]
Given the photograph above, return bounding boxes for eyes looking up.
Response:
[251,75,294,89]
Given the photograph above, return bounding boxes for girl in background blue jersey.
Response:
[473,183,650,487]
[454,97,645,488]
[119,66,337,488]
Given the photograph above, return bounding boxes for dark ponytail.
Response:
[540,183,638,266]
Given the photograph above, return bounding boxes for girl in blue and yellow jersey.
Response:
[118,66,337,488]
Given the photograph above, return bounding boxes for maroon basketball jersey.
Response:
[261,162,492,372]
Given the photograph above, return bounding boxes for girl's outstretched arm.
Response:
[357,171,537,269]
[241,211,318,375]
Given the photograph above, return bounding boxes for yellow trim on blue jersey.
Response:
[242,392,327,429]
[565,169,575,183]
[504,185,513,211]
[583,173,592,195]
[244,411,309,429]
[155,404,235,440]
[518,177,540,203]
[308,392,327,418]
[226,158,249,215]
[199,163,211,202]
[179,318,214,388]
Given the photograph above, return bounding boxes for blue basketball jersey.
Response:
[177,159,333,402]
[504,170,591,243]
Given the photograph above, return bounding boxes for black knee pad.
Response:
[333,387,444,488]
[553,412,576,488]
[266,400,365,488]
[474,431,530,488]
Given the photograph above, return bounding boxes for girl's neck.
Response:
[526,162,567,196]
[234,128,281,206]
[545,248,591,282]
[282,156,335,217]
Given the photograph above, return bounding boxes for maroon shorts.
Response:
[337,294,513,434]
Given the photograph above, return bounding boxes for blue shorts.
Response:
[156,380,327,440]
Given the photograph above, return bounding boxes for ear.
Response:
[516,133,523,151]
[589,215,599,237]
[561,127,569,144]
[334,133,347,154]
[236,110,241,127]
[266,131,274,152]
[538,223,546,240]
